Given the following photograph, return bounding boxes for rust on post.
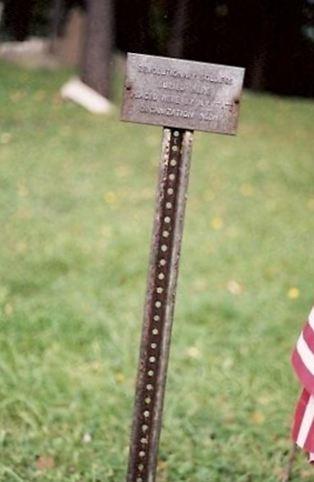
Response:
[126,128,193,482]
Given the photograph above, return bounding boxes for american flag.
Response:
[292,307,314,461]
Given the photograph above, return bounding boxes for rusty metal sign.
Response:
[121,54,245,482]
[121,53,244,135]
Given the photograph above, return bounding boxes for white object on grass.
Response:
[60,77,114,114]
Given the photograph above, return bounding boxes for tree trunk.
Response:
[49,0,64,54]
[168,0,190,58]
[250,1,275,91]
[81,0,113,99]
[3,0,33,41]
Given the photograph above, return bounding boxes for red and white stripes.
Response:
[292,308,314,458]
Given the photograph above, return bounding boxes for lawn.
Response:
[0,60,314,481]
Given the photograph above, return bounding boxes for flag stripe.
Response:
[304,419,314,452]
[293,389,310,443]
[296,333,314,376]
[296,394,314,448]
[292,349,314,396]
[291,307,314,459]
[303,323,314,353]
[308,308,314,330]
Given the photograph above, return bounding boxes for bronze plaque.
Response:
[121,53,245,135]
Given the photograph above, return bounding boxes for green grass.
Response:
[0,59,314,481]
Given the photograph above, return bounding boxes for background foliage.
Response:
[0,60,313,480]
[1,0,314,96]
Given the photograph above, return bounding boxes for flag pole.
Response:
[282,443,297,482]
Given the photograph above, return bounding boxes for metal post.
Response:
[126,127,193,482]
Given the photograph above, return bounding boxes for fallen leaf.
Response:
[222,357,234,369]
[211,217,223,230]
[0,133,12,144]
[240,183,254,197]
[17,182,29,198]
[115,372,125,383]
[115,165,130,178]
[4,303,13,316]
[307,199,314,210]
[203,190,215,201]
[193,278,208,292]
[157,459,168,471]
[288,287,300,300]
[103,191,117,204]
[90,361,102,372]
[250,411,265,425]
[227,280,243,295]
[35,455,55,470]
[82,432,92,444]
[186,346,201,359]
[16,241,28,254]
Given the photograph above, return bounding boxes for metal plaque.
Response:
[121,53,245,135]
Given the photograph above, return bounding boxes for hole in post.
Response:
[152,328,158,335]
[158,273,165,280]
[164,216,171,223]
[155,301,161,308]
[169,174,175,181]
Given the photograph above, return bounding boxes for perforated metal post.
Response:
[122,52,244,482]
[126,128,193,482]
